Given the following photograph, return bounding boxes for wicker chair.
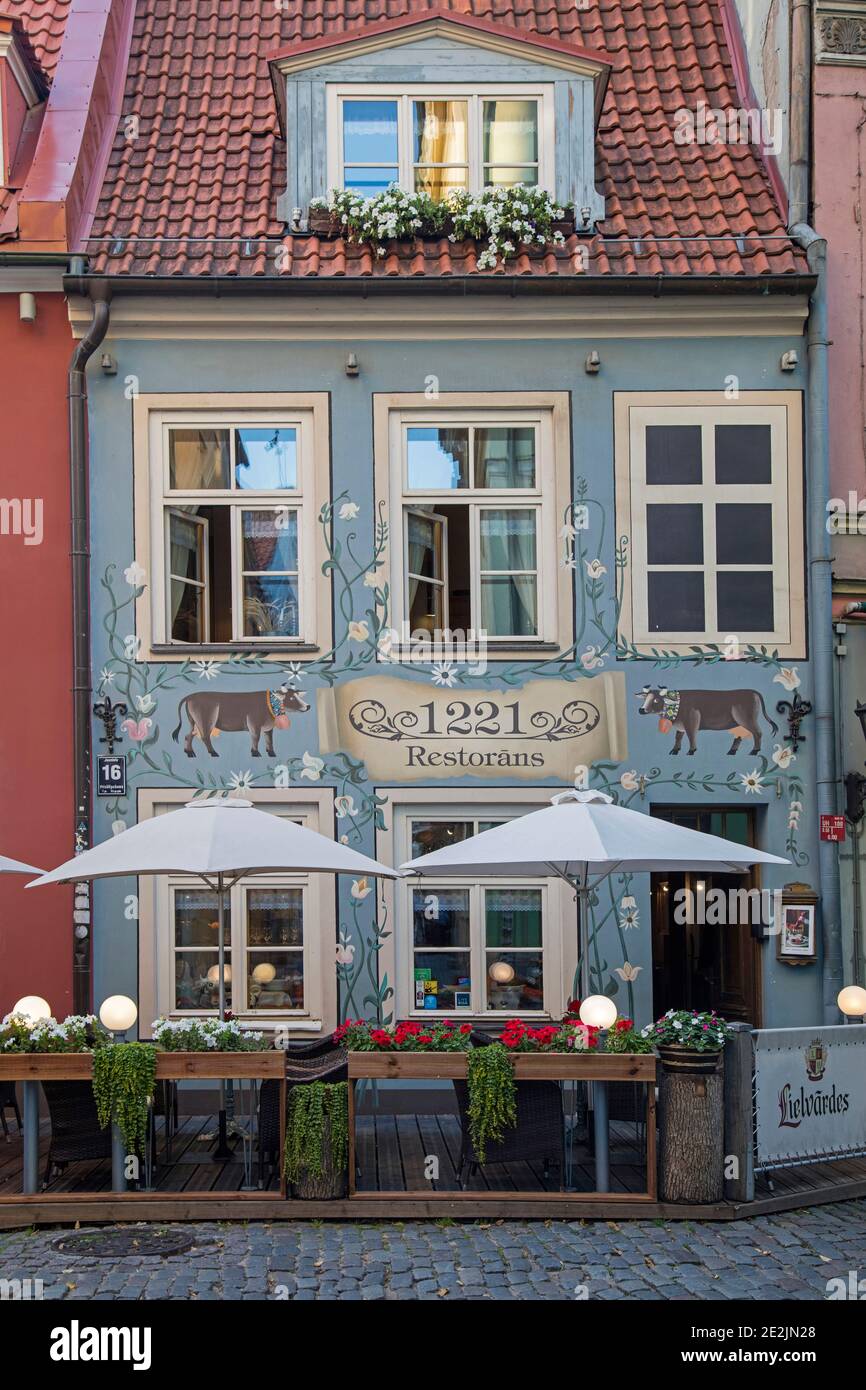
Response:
[453,1078,566,1189]
[257,1036,348,1187]
[0,1082,20,1139]
[41,1081,112,1187]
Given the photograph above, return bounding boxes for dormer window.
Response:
[328,86,553,199]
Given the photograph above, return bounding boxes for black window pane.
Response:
[715,424,771,483]
[717,572,774,631]
[716,504,773,564]
[647,504,703,564]
[648,572,705,631]
[645,425,702,485]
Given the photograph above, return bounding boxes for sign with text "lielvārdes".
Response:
[754,1026,866,1167]
[317,674,627,781]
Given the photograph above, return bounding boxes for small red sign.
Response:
[820,815,847,842]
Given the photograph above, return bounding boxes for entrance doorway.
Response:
[650,807,762,1026]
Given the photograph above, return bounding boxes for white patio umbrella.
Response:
[29,796,400,1160]
[401,787,790,983]
[29,796,399,1020]
[0,854,45,877]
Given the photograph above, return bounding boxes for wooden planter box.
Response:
[348,1051,655,1082]
[347,1050,656,1204]
[0,1052,286,1082]
[0,1051,289,1206]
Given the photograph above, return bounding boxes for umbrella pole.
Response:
[213,871,233,1162]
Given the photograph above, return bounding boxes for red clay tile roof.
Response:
[86,0,805,280]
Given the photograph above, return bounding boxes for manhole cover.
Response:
[53,1227,195,1259]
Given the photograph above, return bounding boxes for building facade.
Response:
[65,0,831,1037]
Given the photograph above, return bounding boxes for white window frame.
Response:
[137,789,337,1034]
[132,393,332,661]
[614,391,805,657]
[376,788,573,1022]
[327,84,555,196]
[386,402,561,652]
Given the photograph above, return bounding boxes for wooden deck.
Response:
[1,1111,866,1225]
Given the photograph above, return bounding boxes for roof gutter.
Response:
[63,271,817,300]
[66,275,110,1014]
[791,223,842,1023]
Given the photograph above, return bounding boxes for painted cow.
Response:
[636,686,778,755]
[172,686,309,758]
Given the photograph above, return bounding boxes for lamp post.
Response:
[837,985,866,1024]
[98,995,138,1041]
[12,996,51,1024]
[578,994,617,1192]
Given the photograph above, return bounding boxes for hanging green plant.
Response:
[92,1042,157,1157]
[466,1043,517,1164]
[284,1081,349,1187]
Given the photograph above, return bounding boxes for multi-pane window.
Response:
[163,422,304,644]
[617,396,804,654]
[170,878,307,1014]
[394,411,555,643]
[408,818,546,1014]
[333,88,549,199]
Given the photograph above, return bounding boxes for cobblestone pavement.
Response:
[1,1200,865,1300]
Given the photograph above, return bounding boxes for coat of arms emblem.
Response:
[805,1037,828,1082]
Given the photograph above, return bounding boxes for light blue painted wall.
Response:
[85,321,817,1032]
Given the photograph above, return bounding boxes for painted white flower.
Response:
[136,693,156,714]
[300,751,324,781]
[431,661,459,688]
[98,667,115,690]
[124,561,146,588]
[788,798,803,829]
[615,962,642,983]
[339,501,360,520]
[340,834,349,845]
[228,770,253,792]
[579,645,605,671]
[363,569,380,588]
[559,522,576,541]
[335,794,357,819]
[111,819,127,837]
[348,620,369,642]
[336,934,355,966]
[620,770,640,792]
[774,667,801,692]
[739,768,765,795]
[192,660,222,682]
[282,662,304,686]
[351,877,373,901]
[585,558,607,580]
[772,744,795,769]
[619,895,639,928]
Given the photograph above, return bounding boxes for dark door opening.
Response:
[650,807,762,1026]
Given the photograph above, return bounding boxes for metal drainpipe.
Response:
[67,282,111,1014]
[791,224,843,1021]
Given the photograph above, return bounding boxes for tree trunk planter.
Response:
[658,1049,725,1204]
[290,1114,348,1201]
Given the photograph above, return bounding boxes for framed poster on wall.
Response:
[777,882,818,964]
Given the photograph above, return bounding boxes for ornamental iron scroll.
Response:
[776,691,813,754]
[347,695,601,743]
[92,695,128,756]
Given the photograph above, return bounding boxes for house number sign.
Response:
[318,674,627,781]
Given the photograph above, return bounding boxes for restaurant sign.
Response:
[318,673,627,781]
[754,1026,866,1168]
